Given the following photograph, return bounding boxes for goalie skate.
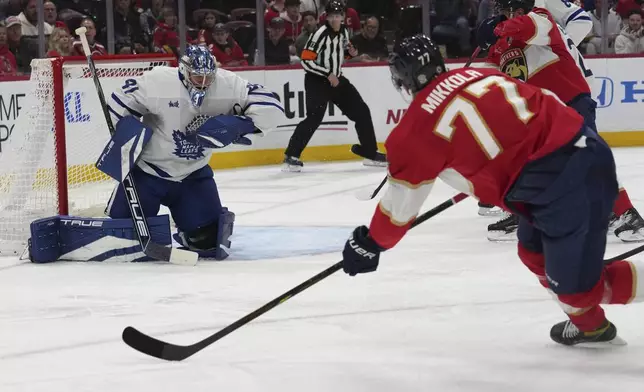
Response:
[550,320,626,347]
[487,212,518,242]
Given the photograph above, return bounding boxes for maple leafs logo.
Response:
[172,130,204,160]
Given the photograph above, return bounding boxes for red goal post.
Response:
[0,54,176,256]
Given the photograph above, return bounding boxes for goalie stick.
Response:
[75,27,197,266]
[355,47,482,202]
[122,192,470,361]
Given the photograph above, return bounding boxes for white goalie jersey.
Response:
[535,0,592,46]
[108,66,284,182]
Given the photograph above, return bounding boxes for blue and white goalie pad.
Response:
[96,116,152,182]
[28,215,172,263]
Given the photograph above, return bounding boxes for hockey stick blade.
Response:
[121,192,470,361]
[355,176,387,201]
[146,242,198,266]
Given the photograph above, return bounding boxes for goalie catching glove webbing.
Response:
[185,114,258,148]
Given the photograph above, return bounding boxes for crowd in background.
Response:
[0,0,643,77]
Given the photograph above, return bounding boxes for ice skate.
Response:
[478,202,503,216]
[613,208,644,243]
[351,144,387,167]
[487,212,519,242]
[550,320,626,347]
[281,156,303,172]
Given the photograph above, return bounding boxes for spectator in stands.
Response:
[432,0,472,57]
[0,0,22,21]
[140,0,163,39]
[477,0,496,26]
[616,0,643,18]
[250,16,291,65]
[73,18,106,56]
[294,10,317,56]
[43,1,56,26]
[300,0,323,15]
[281,0,304,43]
[18,0,53,35]
[615,9,644,53]
[56,0,105,39]
[585,0,622,54]
[153,7,181,53]
[265,0,286,26]
[197,11,217,46]
[46,26,73,57]
[114,0,146,54]
[320,0,360,36]
[209,23,247,67]
[0,23,17,75]
[4,16,24,72]
[350,16,388,62]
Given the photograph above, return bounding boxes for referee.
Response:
[282,0,386,172]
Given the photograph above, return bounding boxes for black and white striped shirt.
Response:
[301,24,350,78]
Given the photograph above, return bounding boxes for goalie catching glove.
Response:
[342,225,385,276]
[185,114,258,148]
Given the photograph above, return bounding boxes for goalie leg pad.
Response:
[29,215,171,263]
[173,208,235,260]
[95,115,152,182]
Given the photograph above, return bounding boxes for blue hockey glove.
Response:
[188,115,257,148]
[476,15,506,50]
[342,225,384,276]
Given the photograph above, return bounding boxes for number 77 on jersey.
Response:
[388,67,583,209]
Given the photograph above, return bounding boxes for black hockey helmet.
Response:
[388,34,445,95]
[495,0,535,14]
[325,0,345,15]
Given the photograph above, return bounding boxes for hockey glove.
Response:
[188,115,257,148]
[494,15,529,41]
[342,225,384,276]
[477,15,506,50]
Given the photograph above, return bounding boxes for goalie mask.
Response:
[179,45,217,108]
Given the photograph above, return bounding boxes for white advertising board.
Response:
[0,56,642,170]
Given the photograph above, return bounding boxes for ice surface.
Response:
[2,149,644,392]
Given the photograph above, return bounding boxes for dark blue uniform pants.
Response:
[506,127,618,327]
[107,165,223,233]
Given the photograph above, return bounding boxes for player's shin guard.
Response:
[174,207,235,260]
[28,215,172,263]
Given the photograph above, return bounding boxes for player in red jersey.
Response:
[477,0,644,242]
[340,34,644,346]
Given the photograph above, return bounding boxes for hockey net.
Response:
[0,54,176,257]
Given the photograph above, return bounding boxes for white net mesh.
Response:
[0,56,173,256]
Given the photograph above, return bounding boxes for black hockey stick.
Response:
[356,48,481,202]
[75,27,197,266]
[122,192,470,361]
[605,243,644,264]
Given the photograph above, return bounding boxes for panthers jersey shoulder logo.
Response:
[499,48,529,82]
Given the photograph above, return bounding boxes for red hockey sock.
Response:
[558,278,607,331]
[517,245,548,288]
[613,188,634,217]
[603,260,640,304]
[567,305,607,332]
